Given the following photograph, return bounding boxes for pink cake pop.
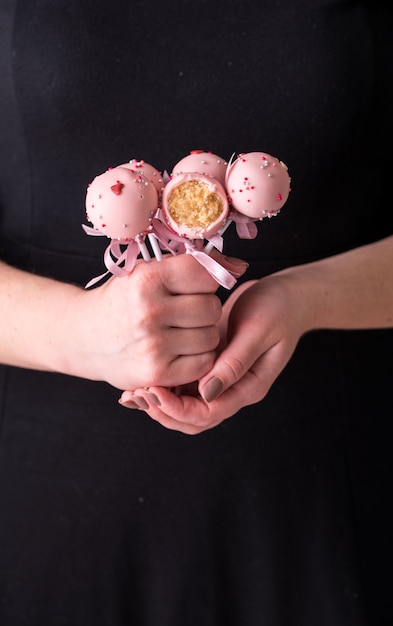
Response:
[205,151,291,252]
[119,159,166,196]
[226,151,291,219]
[83,166,160,287]
[117,159,167,259]
[171,150,228,187]
[152,170,235,289]
[161,172,229,242]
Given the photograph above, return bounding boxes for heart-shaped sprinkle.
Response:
[111,181,125,195]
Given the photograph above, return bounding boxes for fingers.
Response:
[166,326,220,355]
[162,293,222,328]
[89,252,249,391]
[119,387,224,435]
[154,253,221,295]
[161,352,217,388]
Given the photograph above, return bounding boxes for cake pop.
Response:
[226,151,290,218]
[205,151,291,253]
[117,159,167,260]
[161,172,229,242]
[155,163,235,288]
[83,165,160,287]
[119,159,166,196]
[171,150,228,187]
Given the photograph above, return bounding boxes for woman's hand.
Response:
[64,254,230,390]
[120,273,310,433]
[0,254,247,391]
[121,235,393,434]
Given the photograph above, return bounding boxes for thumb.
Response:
[198,330,258,402]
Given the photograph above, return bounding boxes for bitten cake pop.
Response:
[171,150,228,187]
[226,151,291,219]
[154,166,235,289]
[161,172,229,241]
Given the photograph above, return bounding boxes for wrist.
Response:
[265,265,325,335]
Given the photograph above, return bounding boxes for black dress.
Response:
[0,1,392,625]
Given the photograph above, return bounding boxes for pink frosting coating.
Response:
[119,159,165,195]
[85,166,158,240]
[226,152,291,219]
[162,171,229,239]
[171,150,228,186]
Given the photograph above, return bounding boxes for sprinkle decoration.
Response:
[111,181,124,195]
[82,150,291,289]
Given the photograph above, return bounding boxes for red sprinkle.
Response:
[111,181,125,195]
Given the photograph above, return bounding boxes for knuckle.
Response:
[223,354,246,383]
[209,294,222,321]
[139,333,166,360]
[207,325,220,350]
[195,351,216,379]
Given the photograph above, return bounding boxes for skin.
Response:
[121,235,393,434]
[1,236,392,434]
[0,253,247,391]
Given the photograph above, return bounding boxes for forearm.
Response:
[276,235,393,332]
[0,261,83,373]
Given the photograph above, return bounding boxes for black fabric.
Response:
[0,1,392,625]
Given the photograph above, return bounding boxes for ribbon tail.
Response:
[235,221,258,239]
[187,249,237,290]
[124,242,140,272]
[104,240,139,277]
[85,270,110,289]
[229,210,259,239]
[82,224,105,237]
[151,217,187,255]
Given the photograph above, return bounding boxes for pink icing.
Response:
[171,150,228,186]
[119,159,165,195]
[225,152,291,219]
[85,166,159,240]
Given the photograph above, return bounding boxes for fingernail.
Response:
[118,399,140,410]
[133,396,149,410]
[202,377,223,402]
[224,256,249,267]
[223,257,249,277]
[145,391,161,406]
